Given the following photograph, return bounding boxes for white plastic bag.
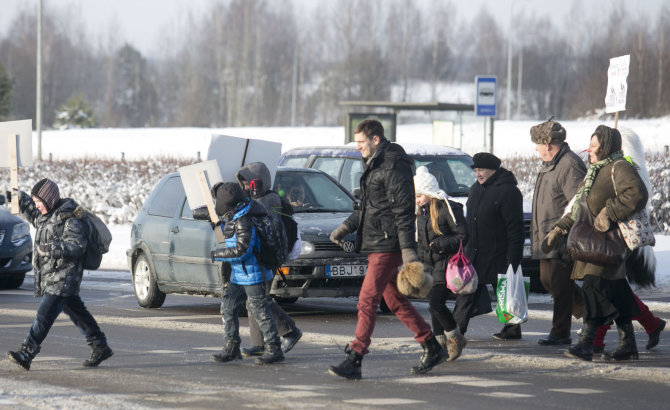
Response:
[496,264,529,324]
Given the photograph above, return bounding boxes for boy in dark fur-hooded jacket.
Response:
[209,182,284,365]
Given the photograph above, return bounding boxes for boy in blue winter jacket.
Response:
[210,182,284,365]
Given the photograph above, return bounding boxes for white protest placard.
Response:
[206,134,282,186]
[605,54,630,114]
[0,119,33,214]
[0,119,33,167]
[178,160,223,211]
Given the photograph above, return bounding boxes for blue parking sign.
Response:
[475,76,497,117]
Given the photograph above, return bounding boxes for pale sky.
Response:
[1,0,666,58]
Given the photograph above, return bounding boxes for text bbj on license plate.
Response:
[327,265,367,277]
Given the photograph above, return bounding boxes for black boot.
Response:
[7,343,41,371]
[328,345,363,380]
[603,321,639,361]
[241,345,265,357]
[255,342,285,365]
[646,319,665,350]
[565,321,597,361]
[211,340,242,363]
[410,335,448,375]
[83,344,114,367]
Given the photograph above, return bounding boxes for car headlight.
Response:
[12,222,30,244]
[300,241,314,256]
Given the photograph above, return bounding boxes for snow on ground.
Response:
[28,119,670,295]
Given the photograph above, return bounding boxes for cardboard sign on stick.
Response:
[0,119,33,168]
[206,135,282,187]
[605,55,630,114]
[178,160,225,243]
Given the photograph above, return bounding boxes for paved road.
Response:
[1,272,669,409]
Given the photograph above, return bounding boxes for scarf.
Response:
[570,150,623,219]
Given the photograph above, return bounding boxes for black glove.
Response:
[428,241,443,255]
[4,190,11,203]
[329,224,351,246]
[401,248,418,265]
[210,250,218,263]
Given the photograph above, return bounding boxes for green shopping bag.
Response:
[495,264,530,325]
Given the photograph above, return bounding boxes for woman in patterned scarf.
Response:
[542,125,648,362]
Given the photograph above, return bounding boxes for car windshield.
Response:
[275,171,354,213]
[412,155,475,197]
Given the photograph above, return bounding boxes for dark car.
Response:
[127,168,367,308]
[279,143,543,292]
[0,195,34,289]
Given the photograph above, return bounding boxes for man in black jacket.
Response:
[452,153,525,340]
[327,119,446,380]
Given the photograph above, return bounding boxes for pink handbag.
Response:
[445,240,478,294]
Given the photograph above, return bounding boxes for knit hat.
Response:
[215,182,244,216]
[530,120,566,145]
[414,166,447,200]
[471,152,501,170]
[31,178,60,212]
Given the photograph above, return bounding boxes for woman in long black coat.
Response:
[452,153,525,340]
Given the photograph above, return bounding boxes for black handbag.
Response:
[566,196,626,266]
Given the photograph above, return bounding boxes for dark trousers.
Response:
[247,298,297,346]
[428,284,457,335]
[539,259,584,338]
[453,284,492,334]
[349,252,432,355]
[27,293,106,348]
[222,282,279,346]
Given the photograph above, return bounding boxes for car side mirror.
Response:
[352,188,361,199]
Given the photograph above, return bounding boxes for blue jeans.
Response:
[221,282,279,346]
[27,293,107,348]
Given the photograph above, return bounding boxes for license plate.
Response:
[326,265,367,277]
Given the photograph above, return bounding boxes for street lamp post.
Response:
[36,0,42,160]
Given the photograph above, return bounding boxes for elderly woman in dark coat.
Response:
[544,125,648,361]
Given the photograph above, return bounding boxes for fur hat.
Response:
[530,120,566,145]
[215,182,244,216]
[397,261,433,298]
[471,152,501,170]
[414,166,448,200]
[31,178,60,211]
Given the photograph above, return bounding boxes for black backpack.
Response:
[277,195,299,256]
[72,207,112,270]
[249,212,289,271]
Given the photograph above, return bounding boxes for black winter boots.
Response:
[83,344,114,367]
[410,335,448,374]
[254,342,285,365]
[565,321,597,361]
[603,321,639,361]
[211,340,242,363]
[328,345,363,380]
[7,343,41,371]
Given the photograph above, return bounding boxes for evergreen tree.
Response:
[0,63,11,120]
[53,93,97,129]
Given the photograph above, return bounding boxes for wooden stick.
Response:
[198,170,226,243]
[9,134,19,215]
[614,112,619,129]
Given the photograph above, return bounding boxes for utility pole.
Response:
[36,0,43,160]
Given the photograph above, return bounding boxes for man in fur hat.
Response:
[6,179,113,371]
[327,119,447,379]
[531,120,586,346]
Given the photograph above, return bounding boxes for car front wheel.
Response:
[133,253,166,308]
[0,273,25,290]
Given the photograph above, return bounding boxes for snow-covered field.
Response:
[17,118,670,295]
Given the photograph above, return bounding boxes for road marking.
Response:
[276,384,339,391]
[457,380,529,387]
[549,388,606,394]
[147,315,220,321]
[479,392,535,398]
[34,356,73,362]
[0,399,17,405]
[192,347,221,351]
[343,398,426,405]
[271,391,326,399]
[147,350,184,354]
[0,322,69,329]
[395,375,486,384]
